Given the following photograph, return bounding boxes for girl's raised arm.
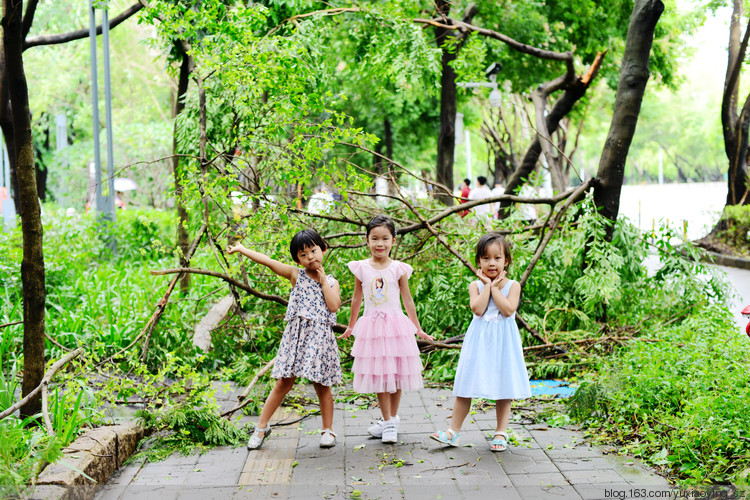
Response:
[227,243,298,283]
[469,272,493,316]
[400,276,434,341]
[490,275,521,316]
[339,277,363,338]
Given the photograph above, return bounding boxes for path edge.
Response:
[32,421,145,500]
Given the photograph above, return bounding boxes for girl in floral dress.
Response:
[228,229,342,449]
[340,215,434,443]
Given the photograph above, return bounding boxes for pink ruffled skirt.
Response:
[351,310,424,393]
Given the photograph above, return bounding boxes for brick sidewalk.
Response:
[97,384,669,499]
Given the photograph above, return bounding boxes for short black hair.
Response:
[475,232,512,269]
[290,229,327,263]
[366,214,396,238]
[463,178,471,186]
[477,176,487,186]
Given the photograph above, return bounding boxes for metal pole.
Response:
[102,7,116,227]
[465,129,471,182]
[89,1,102,213]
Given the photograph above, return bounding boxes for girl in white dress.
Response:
[430,233,530,451]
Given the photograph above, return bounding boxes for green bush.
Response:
[568,305,749,484]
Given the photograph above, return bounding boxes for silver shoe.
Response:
[320,429,337,448]
[247,426,271,450]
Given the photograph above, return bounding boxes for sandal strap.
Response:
[321,428,337,437]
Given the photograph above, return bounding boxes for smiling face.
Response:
[478,242,507,280]
[296,244,324,271]
[367,225,394,258]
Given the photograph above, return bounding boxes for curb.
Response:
[32,422,144,500]
[700,249,750,270]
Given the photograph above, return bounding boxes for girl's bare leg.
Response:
[257,377,296,431]
[376,392,392,421]
[495,399,512,433]
[388,390,402,419]
[449,396,472,433]
[313,383,334,430]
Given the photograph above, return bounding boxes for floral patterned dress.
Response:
[271,269,342,386]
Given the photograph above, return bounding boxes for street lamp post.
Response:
[455,63,503,185]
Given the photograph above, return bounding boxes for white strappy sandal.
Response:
[320,428,337,448]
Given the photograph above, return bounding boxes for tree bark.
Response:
[433,2,477,205]
[173,43,192,293]
[720,0,750,207]
[434,0,457,205]
[593,0,664,232]
[3,0,46,418]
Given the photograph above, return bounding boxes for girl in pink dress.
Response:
[340,215,434,443]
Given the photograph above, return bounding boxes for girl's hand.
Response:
[476,270,492,285]
[227,243,246,255]
[491,270,506,288]
[338,327,353,339]
[416,329,434,341]
[313,265,327,283]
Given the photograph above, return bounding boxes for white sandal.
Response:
[247,425,271,450]
[320,428,337,448]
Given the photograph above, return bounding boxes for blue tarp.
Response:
[529,379,576,398]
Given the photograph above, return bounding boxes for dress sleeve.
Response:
[395,261,413,280]
[347,260,364,282]
[326,274,337,288]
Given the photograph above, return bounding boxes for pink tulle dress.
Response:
[347,259,424,394]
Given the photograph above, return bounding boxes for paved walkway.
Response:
[98,384,669,499]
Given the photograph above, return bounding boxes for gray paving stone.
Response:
[287,483,348,499]
[232,484,290,497]
[102,383,671,499]
[516,484,583,499]
[562,469,628,485]
[117,486,182,500]
[508,471,570,487]
[555,456,633,472]
[458,483,523,499]
[176,486,241,499]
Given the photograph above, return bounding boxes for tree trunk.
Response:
[720,0,750,208]
[3,0,46,418]
[594,0,664,233]
[434,3,457,205]
[173,44,192,293]
[433,2,478,205]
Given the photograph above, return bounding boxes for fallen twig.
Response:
[0,347,85,422]
[221,357,276,418]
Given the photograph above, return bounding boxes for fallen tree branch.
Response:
[150,267,350,333]
[0,347,85,422]
[221,357,276,418]
[519,179,594,288]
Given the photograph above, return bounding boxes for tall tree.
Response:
[720,0,750,207]
[2,0,45,417]
[432,1,477,204]
[0,0,141,416]
[593,0,665,233]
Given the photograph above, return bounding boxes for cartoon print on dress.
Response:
[369,276,388,305]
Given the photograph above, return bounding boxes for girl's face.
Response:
[367,225,394,259]
[296,244,324,271]
[478,242,506,279]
